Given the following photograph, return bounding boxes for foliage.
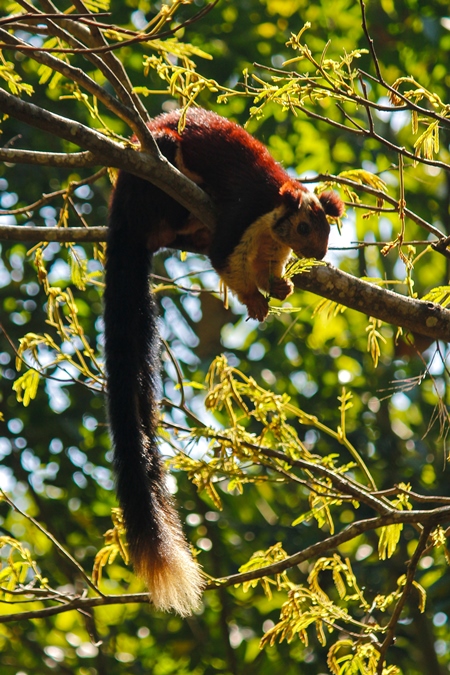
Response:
[0,1,450,674]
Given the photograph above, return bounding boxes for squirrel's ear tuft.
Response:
[318,191,344,218]
[279,180,306,209]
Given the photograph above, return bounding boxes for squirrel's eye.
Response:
[297,221,311,236]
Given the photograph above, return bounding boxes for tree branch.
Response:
[293,263,450,341]
[0,88,215,227]
[376,523,432,674]
[0,592,151,623]
[1,507,448,624]
[37,0,150,123]
[0,26,149,141]
[0,2,219,55]
[290,102,450,172]
[208,506,450,589]
[0,223,448,342]
[0,225,106,242]
[308,172,445,241]
[0,148,100,167]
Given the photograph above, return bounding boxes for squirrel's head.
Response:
[273,181,344,260]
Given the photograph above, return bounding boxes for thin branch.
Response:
[1,491,103,596]
[343,202,397,213]
[1,508,448,623]
[358,71,375,134]
[359,68,450,130]
[309,173,446,240]
[359,0,383,82]
[291,102,450,172]
[72,0,151,130]
[347,240,433,248]
[0,2,219,55]
[0,168,107,216]
[0,592,151,623]
[254,58,450,130]
[0,12,110,26]
[0,168,107,218]
[208,507,450,589]
[38,0,150,123]
[0,147,101,167]
[376,524,433,674]
[0,26,150,142]
[375,486,450,504]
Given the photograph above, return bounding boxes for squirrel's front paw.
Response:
[270,277,294,300]
[245,294,270,322]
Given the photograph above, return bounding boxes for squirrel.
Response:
[103,107,344,616]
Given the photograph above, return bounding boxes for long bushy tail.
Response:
[103,182,204,616]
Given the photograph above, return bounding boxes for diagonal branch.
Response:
[0,26,151,144]
[308,172,445,241]
[38,0,149,122]
[289,102,450,172]
[0,88,215,227]
[1,509,448,624]
[208,506,450,589]
[37,0,150,123]
[1,491,102,596]
[293,263,450,342]
[0,224,448,341]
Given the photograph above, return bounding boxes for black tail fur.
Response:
[103,173,203,615]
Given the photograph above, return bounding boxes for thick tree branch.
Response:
[0,88,215,227]
[293,263,450,341]
[0,222,448,341]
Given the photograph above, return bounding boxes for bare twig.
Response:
[359,0,383,82]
